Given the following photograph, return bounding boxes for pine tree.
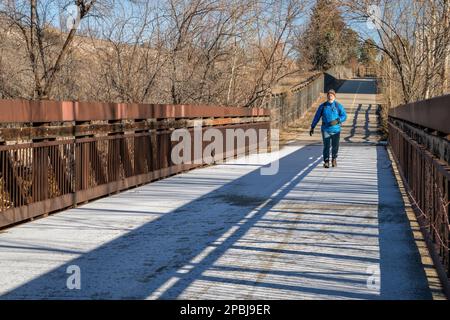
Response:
[299,0,357,70]
[359,39,378,67]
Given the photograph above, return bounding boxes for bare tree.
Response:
[0,0,98,99]
[242,0,307,107]
[89,0,168,103]
[0,0,312,107]
[341,0,450,104]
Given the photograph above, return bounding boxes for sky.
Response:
[1,0,380,44]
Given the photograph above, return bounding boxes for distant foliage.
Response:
[0,0,310,108]
[297,0,359,71]
[342,0,450,105]
[359,39,378,67]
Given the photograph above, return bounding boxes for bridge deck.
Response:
[0,79,443,300]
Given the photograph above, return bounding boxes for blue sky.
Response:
[5,0,379,44]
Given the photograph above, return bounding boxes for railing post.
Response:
[31,120,49,204]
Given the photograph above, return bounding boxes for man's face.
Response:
[328,93,336,102]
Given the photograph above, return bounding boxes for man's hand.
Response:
[309,128,314,136]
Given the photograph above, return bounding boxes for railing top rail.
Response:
[0,99,270,123]
[388,94,450,135]
[268,72,323,98]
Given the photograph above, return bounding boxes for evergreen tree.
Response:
[299,0,358,70]
[359,39,378,67]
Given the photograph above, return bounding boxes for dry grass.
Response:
[279,95,326,146]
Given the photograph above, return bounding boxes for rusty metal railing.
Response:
[0,100,270,228]
[267,73,324,129]
[388,97,450,282]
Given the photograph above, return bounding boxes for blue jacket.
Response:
[311,100,347,134]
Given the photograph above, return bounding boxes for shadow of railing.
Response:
[0,144,435,300]
[376,146,432,300]
[1,146,323,299]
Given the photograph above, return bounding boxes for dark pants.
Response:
[322,131,340,162]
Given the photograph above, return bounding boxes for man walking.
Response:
[310,89,347,168]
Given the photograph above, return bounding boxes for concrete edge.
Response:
[386,146,448,300]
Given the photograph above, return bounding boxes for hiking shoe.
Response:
[324,161,330,169]
[332,159,337,167]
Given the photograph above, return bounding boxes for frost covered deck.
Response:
[0,79,443,300]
